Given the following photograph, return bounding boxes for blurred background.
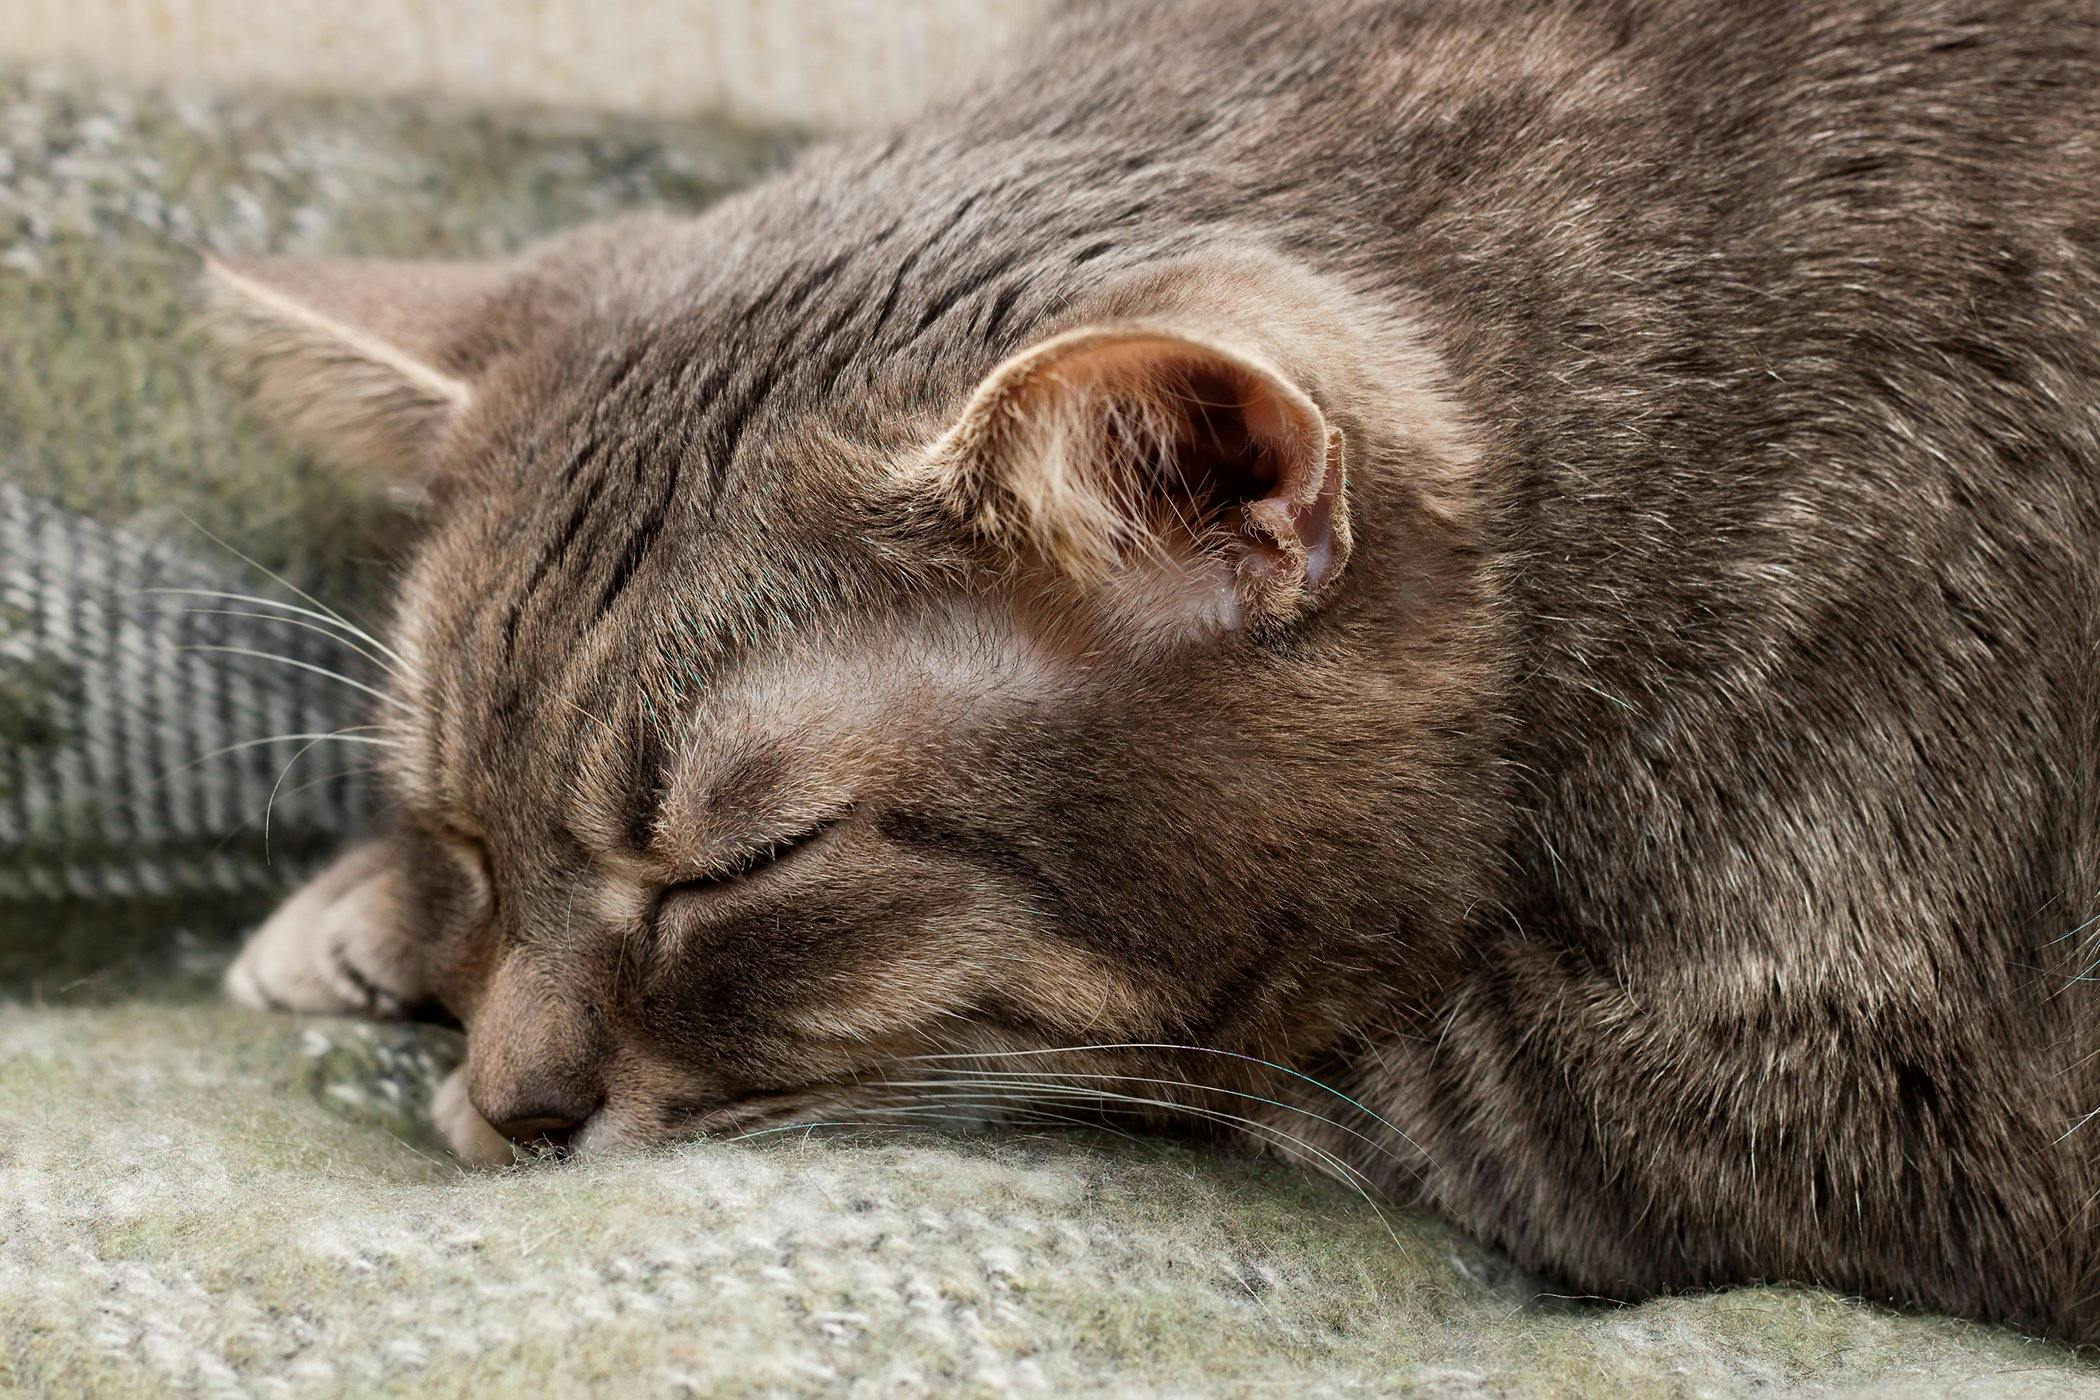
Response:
[0,1,1044,130]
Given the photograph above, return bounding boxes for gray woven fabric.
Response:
[0,482,371,902]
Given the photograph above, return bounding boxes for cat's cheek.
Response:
[432,1064,514,1167]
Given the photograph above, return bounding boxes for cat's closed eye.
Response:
[657,814,846,910]
[419,826,493,921]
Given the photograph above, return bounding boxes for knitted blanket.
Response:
[4,62,2098,1398]
[0,482,373,904]
[10,1003,2095,1397]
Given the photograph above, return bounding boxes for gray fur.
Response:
[208,0,2100,1341]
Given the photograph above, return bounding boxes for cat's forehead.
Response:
[395,494,866,774]
[387,545,1070,866]
[383,382,969,842]
[414,312,928,659]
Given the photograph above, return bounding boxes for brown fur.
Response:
[211,0,2100,1342]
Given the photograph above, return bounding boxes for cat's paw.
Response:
[225,839,422,1018]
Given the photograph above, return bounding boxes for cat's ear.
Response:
[201,254,511,481]
[919,324,1350,634]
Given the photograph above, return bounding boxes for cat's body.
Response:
[210,0,2100,1341]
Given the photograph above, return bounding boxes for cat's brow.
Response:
[619,722,677,856]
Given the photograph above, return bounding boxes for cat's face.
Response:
[206,208,1496,1155]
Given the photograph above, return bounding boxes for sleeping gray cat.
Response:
[204,0,2100,1342]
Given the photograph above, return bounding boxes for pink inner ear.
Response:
[928,324,1347,626]
[1159,364,1281,511]
[1299,445,1344,588]
[1138,356,1335,591]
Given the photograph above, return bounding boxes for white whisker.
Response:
[910,1041,1434,1167]
[262,728,371,857]
[81,727,394,830]
[171,511,408,670]
[256,762,373,808]
[724,1120,882,1145]
[889,1077,1406,1248]
[153,727,397,779]
[853,1098,1140,1139]
[179,644,414,715]
[140,600,403,679]
[902,1065,1413,1175]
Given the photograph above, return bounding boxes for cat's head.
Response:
[204,196,1500,1161]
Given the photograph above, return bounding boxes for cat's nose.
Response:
[474,1083,600,1150]
[470,1072,601,1155]
[464,954,607,1156]
[490,1111,587,1153]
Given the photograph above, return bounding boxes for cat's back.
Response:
[1000,0,2100,204]
[929,0,2100,449]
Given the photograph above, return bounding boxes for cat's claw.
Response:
[225,839,421,1019]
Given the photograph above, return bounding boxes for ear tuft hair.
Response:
[201,254,507,480]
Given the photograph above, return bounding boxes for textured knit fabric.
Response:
[7,1005,2100,1397]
